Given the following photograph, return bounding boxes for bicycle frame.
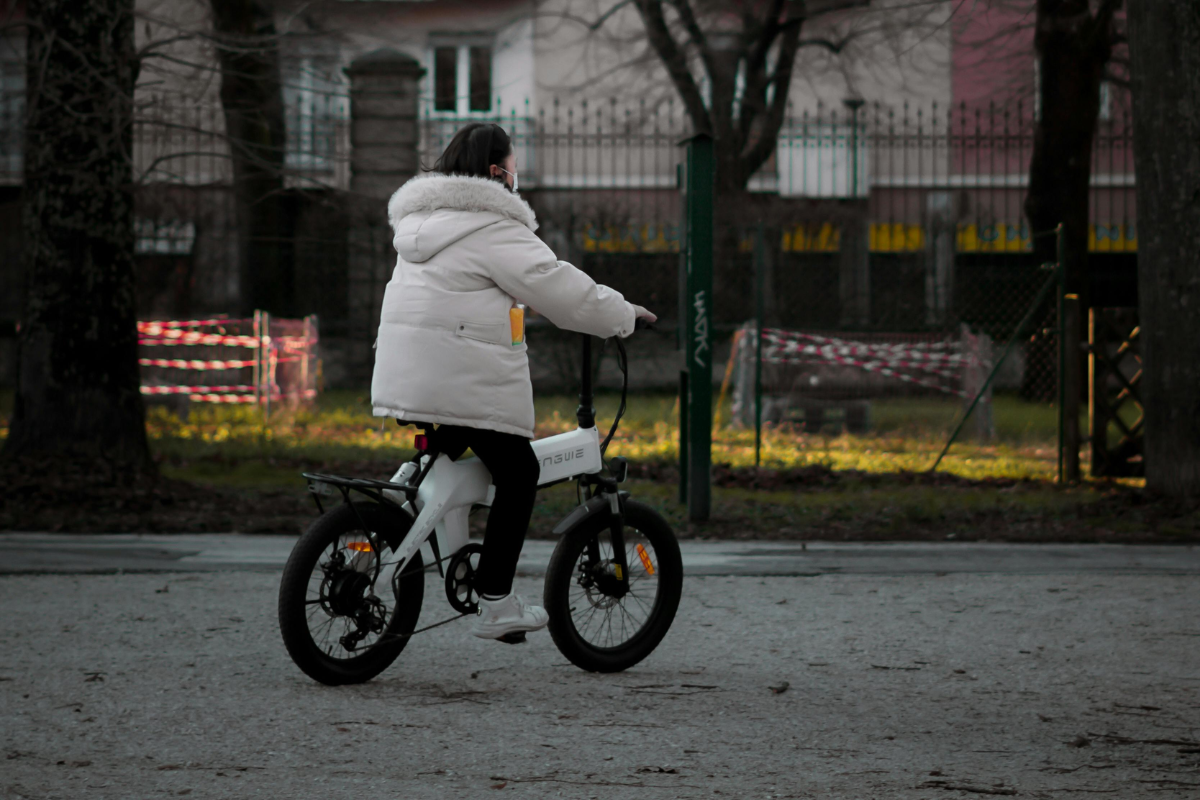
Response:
[385,425,605,576]
[296,329,650,651]
[354,330,632,582]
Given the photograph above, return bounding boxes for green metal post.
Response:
[680,134,713,521]
[754,222,765,467]
[677,163,688,505]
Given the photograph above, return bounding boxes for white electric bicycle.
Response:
[278,322,682,685]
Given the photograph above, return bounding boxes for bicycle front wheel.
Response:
[544,499,682,673]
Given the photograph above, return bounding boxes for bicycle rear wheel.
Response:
[544,499,682,673]
[278,503,424,686]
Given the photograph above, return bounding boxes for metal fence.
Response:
[128,90,356,332]
[426,98,1132,400]
[3,77,1136,452]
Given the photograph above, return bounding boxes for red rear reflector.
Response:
[415,434,428,451]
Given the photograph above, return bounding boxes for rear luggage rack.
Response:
[302,472,417,514]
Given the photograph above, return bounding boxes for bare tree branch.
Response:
[735,0,787,142]
[739,0,805,178]
[589,0,636,31]
[796,35,852,54]
[633,0,711,133]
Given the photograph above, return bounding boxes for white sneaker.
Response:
[470,593,549,640]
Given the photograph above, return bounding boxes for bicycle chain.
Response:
[346,549,472,647]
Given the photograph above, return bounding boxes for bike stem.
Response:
[578,333,630,587]
[576,334,596,429]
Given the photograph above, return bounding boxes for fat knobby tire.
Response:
[278,503,423,686]
[544,499,683,673]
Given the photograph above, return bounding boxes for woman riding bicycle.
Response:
[371,123,657,641]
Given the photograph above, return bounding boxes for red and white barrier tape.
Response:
[142,385,256,395]
[139,333,312,349]
[138,317,318,404]
[754,328,992,398]
[140,333,263,348]
[139,356,302,370]
[188,394,259,404]
[139,359,257,370]
[137,318,238,333]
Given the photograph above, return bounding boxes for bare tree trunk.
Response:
[1021,0,1117,401]
[210,0,292,316]
[1024,0,1109,300]
[1128,2,1200,497]
[1,0,154,480]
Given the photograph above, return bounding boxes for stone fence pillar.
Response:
[335,49,423,386]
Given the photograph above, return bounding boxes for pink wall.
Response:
[952,2,1038,109]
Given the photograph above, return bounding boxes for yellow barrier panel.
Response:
[580,223,1137,253]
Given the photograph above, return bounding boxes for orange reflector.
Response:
[636,543,655,575]
[346,541,373,553]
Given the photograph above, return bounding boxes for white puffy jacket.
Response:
[371,174,637,438]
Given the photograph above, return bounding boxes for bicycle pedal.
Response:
[496,631,527,645]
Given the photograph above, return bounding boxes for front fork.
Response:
[585,486,630,591]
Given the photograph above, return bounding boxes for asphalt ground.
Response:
[2,547,1199,799]
[2,533,1199,576]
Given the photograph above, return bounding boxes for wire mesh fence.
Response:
[1,73,1138,470]
[420,98,1134,470]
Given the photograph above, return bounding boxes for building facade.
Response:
[0,0,1136,391]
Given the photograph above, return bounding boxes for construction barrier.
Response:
[729,323,994,436]
[138,312,320,409]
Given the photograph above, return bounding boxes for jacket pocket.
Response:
[455,320,506,346]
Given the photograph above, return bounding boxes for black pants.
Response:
[433,425,539,598]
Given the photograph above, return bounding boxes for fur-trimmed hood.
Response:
[387,173,537,232]
[387,174,538,264]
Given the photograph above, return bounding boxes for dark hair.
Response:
[431,123,512,183]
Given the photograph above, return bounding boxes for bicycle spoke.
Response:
[625,587,654,618]
[573,599,602,633]
[616,600,639,638]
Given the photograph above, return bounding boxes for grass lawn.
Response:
[137,389,1077,486]
[5,387,1179,541]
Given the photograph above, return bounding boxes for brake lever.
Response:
[634,318,657,331]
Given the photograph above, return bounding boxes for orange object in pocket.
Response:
[509,306,525,346]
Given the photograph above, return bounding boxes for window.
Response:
[434,47,457,112]
[282,55,347,171]
[427,40,493,115]
[469,46,492,112]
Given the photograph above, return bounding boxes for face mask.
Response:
[499,167,518,193]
